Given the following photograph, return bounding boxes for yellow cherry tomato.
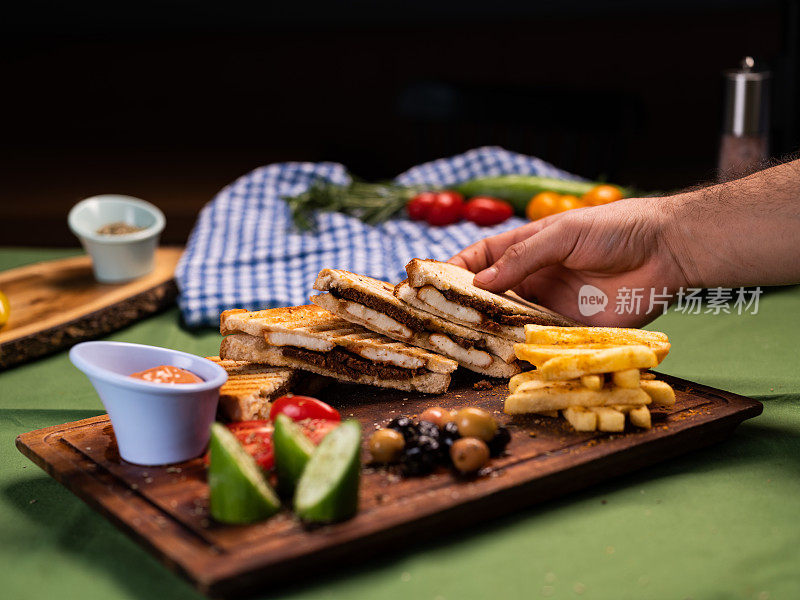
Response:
[582,184,624,205]
[0,291,9,327]
[526,191,561,221]
[555,195,586,213]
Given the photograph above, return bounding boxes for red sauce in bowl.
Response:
[130,365,203,384]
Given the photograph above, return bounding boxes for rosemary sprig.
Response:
[282,177,428,230]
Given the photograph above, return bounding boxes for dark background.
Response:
[1,0,797,246]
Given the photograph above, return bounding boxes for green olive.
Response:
[450,437,490,473]
[369,428,405,463]
[455,407,497,442]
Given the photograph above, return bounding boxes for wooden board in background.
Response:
[0,247,182,369]
[16,373,762,598]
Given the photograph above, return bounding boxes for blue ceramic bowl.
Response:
[70,341,227,465]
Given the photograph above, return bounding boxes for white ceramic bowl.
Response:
[70,341,227,465]
[68,195,166,283]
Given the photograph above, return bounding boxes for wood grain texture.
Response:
[16,373,761,598]
[0,247,182,368]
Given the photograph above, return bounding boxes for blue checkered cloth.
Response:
[175,146,578,326]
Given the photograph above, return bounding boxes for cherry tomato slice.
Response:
[462,196,514,226]
[407,192,437,220]
[226,420,275,470]
[269,395,341,423]
[209,416,339,470]
[300,418,340,445]
[426,191,464,226]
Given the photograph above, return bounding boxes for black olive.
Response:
[387,416,419,444]
[401,445,437,476]
[487,426,511,457]
[416,434,441,456]
[417,420,440,441]
[438,422,461,462]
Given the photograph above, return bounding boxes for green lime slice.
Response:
[273,413,316,496]
[208,422,281,524]
[294,419,362,523]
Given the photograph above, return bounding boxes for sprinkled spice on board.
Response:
[96,222,145,235]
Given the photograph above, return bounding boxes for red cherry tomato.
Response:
[462,196,514,226]
[226,420,275,470]
[269,395,341,423]
[406,192,437,220]
[426,190,465,226]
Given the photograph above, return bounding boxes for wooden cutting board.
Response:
[16,372,761,598]
[0,247,182,369]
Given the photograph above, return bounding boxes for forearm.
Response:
[664,160,800,288]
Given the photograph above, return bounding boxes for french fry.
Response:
[505,383,650,414]
[532,345,658,381]
[640,380,676,407]
[629,405,652,429]
[509,326,674,434]
[580,374,604,391]
[523,324,671,362]
[515,343,616,367]
[640,371,656,380]
[509,370,543,393]
[563,406,597,431]
[612,368,641,389]
[589,407,625,432]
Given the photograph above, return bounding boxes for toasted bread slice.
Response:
[313,268,517,361]
[220,334,451,394]
[206,356,296,421]
[404,258,577,329]
[311,292,521,378]
[221,305,456,374]
[395,280,525,341]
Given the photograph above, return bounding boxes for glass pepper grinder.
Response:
[718,56,771,180]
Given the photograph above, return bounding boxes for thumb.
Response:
[474,219,578,292]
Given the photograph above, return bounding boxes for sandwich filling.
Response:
[327,289,489,352]
[432,286,552,326]
[280,346,425,380]
[329,287,428,332]
[428,334,493,368]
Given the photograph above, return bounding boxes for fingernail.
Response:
[475,267,497,285]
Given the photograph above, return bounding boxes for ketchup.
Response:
[130,365,203,384]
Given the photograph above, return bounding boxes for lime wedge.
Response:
[294,420,362,523]
[273,413,316,496]
[208,422,281,524]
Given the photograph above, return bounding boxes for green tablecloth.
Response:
[2,248,799,600]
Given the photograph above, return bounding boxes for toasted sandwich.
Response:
[398,259,577,341]
[206,356,297,421]
[219,305,457,394]
[311,268,521,378]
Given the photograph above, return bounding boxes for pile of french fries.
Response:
[505,325,676,432]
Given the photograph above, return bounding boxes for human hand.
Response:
[449,198,692,327]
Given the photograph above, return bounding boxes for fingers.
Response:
[448,219,554,273]
[473,219,578,293]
